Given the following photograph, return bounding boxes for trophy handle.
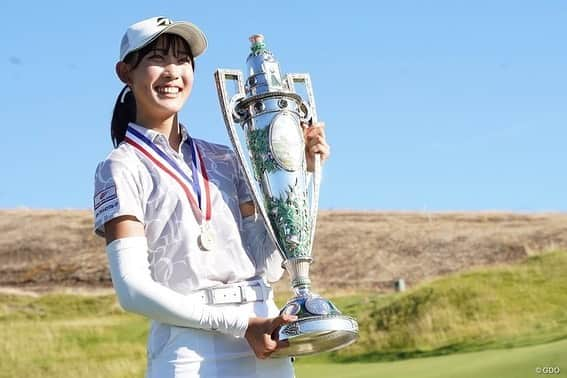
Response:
[214,69,286,256]
[214,69,246,126]
[285,73,318,123]
[285,73,322,256]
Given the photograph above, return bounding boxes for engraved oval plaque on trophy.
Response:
[269,111,304,172]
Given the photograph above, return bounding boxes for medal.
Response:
[189,137,215,251]
[198,223,216,251]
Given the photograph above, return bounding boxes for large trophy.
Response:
[214,35,358,357]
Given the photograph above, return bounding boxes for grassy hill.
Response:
[1,251,566,377]
[324,250,567,362]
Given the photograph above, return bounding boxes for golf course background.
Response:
[1,211,566,377]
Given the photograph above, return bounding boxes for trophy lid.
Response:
[246,33,283,94]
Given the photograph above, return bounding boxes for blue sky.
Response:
[1,1,566,211]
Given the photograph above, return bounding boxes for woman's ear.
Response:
[116,62,131,85]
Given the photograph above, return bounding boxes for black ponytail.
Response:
[111,85,136,147]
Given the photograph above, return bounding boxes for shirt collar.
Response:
[127,122,161,143]
[179,123,190,145]
[127,122,191,146]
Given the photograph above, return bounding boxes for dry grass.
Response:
[1,210,567,293]
[309,211,567,292]
[0,210,108,289]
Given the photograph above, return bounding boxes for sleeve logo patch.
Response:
[94,185,117,210]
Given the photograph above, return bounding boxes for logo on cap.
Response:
[157,17,173,26]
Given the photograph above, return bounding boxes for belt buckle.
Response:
[211,286,241,305]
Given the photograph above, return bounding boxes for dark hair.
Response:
[110,34,195,147]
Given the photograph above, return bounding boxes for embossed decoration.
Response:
[281,322,301,337]
[267,182,311,258]
[305,297,332,316]
[283,302,301,315]
[269,111,304,172]
[247,127,279,179]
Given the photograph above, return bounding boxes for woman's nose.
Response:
[163,60,180,79]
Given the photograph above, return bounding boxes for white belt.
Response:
[187,280,272,305]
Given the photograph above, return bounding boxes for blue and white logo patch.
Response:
[94,185,117,210]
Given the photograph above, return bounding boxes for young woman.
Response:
[93,16,329,378]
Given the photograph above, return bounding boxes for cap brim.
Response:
[161,22,208,58]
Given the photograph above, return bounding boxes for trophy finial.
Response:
[249,34,267,53]
[249,34,264,44]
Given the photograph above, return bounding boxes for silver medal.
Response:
[198,224,216,251]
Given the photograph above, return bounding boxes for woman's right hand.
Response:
[245,315,297,359]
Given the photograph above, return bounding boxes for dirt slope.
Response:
[1,210,566,292]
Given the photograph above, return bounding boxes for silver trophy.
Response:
[214,35,358,357]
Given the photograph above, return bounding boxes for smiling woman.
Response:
[111,33,195,148]
[92,15,330,378]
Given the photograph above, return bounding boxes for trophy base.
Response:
[271,291,358,357]
[272,315,358,357]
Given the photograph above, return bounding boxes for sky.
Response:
[1,0,566,211]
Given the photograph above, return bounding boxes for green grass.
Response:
[313,250,567,363]
[295,338,567,378]
[0,299,148,378]
[1,250,566,377]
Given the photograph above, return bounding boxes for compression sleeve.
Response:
[241,214,285,283]
[106,237,250,338]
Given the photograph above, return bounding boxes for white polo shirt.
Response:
[93,122,283,293]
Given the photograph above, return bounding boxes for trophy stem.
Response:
[283,257,313,291]
[293,284,312,297]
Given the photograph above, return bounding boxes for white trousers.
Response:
[145,298,294,378]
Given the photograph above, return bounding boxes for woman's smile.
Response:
[155,85,182,97]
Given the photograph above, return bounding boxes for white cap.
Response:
[119,16,207,61]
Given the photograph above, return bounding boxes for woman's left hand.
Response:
[303,121,330,172]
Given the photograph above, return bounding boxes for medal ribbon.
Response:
[188,137,212,221]
[124,125,212,223]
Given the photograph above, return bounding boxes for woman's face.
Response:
[127,35,194,124]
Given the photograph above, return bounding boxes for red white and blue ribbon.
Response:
[124,124,212,224]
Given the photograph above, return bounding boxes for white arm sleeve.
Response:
[106,237,249,338]
[241,214,285,283]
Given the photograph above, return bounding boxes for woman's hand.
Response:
[245,314,297,359]
[303,121,330,172]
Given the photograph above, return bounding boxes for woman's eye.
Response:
[149,54,164,61]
